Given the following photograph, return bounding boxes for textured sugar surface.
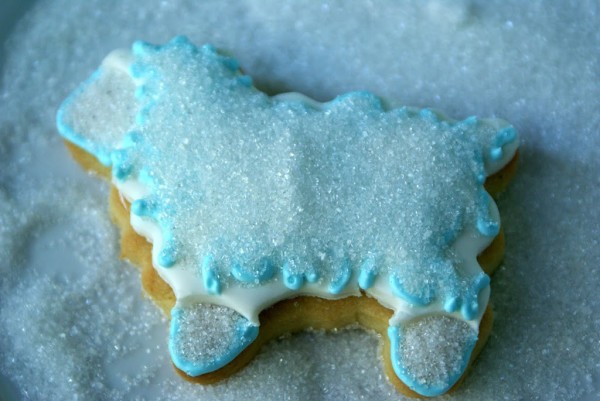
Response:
[398,316,476,390]
[0,1,599,400]
[65,62,139,162]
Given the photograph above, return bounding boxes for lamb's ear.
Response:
[56,49,137,166]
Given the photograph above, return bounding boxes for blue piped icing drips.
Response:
[358,258,377,290]
[231,257,275,284]
[282,263,305,290]
[460,272,490,320]
[158,245,177,268]
[131,199,153,217]
[476,190,501,237]
[305,269,320,283]
[110,148,133,180]
[390,268,436,306]
[202,255,222,294]
[389,258,489,321]
[490,126,517,161]
[328,259,352,294]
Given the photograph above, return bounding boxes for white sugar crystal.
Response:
[1,1,599,400]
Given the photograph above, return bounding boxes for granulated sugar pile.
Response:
[0,1,598,400]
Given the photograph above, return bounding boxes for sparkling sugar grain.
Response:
[1,1,599,400]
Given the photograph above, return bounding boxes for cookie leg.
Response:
[169,302,259,377]
[388,315,478,397]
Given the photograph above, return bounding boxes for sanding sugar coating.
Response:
[56,36,518,396]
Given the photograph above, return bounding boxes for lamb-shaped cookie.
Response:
[57,36,518,397]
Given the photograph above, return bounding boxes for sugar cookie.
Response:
[57,36,518,397]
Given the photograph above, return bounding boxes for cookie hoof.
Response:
[169,302,259,376]
[388,315,477,397]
